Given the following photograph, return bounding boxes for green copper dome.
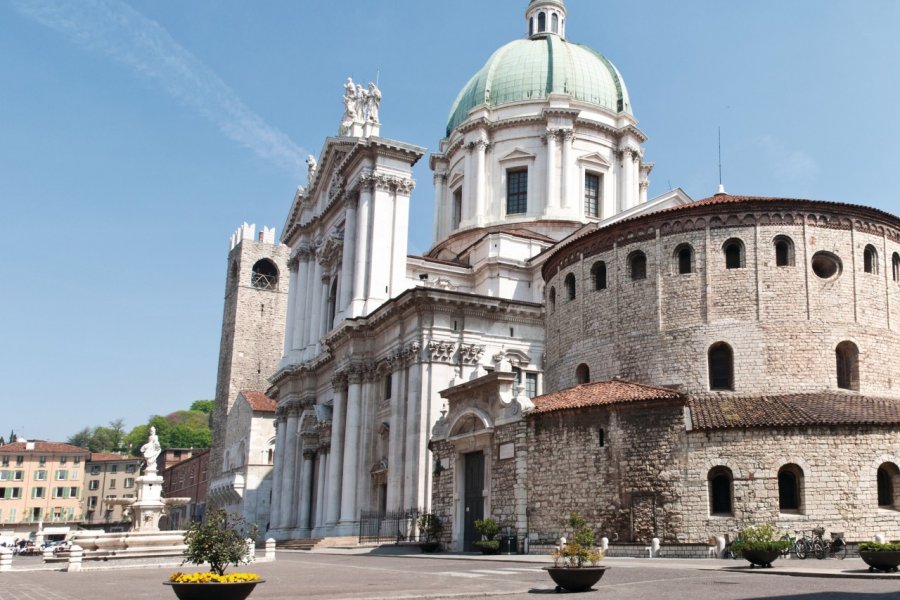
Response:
[446,35,632,136]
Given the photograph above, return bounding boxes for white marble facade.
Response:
[266,0,690,541]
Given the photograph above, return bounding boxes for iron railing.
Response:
[358,508,421,544]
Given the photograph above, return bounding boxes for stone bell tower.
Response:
[208,223,290,482]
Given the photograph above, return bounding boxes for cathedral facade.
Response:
[210,0,900,548]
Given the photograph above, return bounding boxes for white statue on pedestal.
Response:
[339,77,382,136]
[140,426,161,474]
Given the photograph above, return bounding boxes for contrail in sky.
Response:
[12,0,306,176]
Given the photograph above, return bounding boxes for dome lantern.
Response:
[526,0,567,40]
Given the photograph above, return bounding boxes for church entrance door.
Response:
[463,451,485,551]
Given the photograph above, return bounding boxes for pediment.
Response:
[498,148,537,163]
[577,152,611,168]
[448,171,464,189]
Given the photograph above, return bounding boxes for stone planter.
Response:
[543,566,608,592]
[859,551,900,573]
[740,549,781,568]
[419,541,440,553]
[163,580,264,600]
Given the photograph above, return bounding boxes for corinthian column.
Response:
[433,172,446,241]
[544,131,558,216]
[339,369,364,524]
[325,378,347,526]
[474,139,487,225]
[292,251,310,351]
[278,407,300,529]
[298,448,315,531]
[402,346,423,509]
[385,360,406,511]
[560,130,574,211]
[339,196,358,316]
[351,177,373,317]
[269,414,287,529]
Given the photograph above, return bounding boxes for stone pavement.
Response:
[2,548,899,600]
[307,546,900,580]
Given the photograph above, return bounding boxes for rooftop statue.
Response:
[339,77,382,135]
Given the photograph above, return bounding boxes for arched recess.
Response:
[708,466,734,516]
[877,462,900,509]
[835,340,860,391]
[575,363,590,384]
[778,463,804,513]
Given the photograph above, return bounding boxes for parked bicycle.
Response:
[724,530,744,560]
[790,528,846,560]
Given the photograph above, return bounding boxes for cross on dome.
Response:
[526,0,567,40]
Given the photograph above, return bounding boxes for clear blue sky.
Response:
[2,0,898,442]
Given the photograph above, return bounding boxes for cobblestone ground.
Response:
[2,554,900,599]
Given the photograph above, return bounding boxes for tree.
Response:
[9,430,17,443]
[190,400,214,414]
[68,428,94,450]
[0,436,6,446]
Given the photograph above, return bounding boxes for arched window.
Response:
[674,244,694,275]
[778,464,804,512]
[878,463,899,508]
[327,278,338,327]
[575,363,590,384]
[629,251,647,281]
[592,261,607,291]
[251,259,279,289]
[835,340,859,391]
[864,245,879,274]
[266,448,274,465]
[564,273,576,301]
[774,236,795,267]
[549,287,556,313]
[723,239,745,269]
[708,342,734,391]
[529,17,534,37]
[893,253,900,282]
[708,467,733,515]
[537,11,546,32]
[551,12,559,33]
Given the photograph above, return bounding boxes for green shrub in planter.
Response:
[730,524,791,554]
[473,518,501,553]
[859,542,900,552]
[552,513,603,568]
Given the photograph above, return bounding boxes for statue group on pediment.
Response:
[340,77,381,136]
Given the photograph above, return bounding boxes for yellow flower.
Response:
[169,572,260,584]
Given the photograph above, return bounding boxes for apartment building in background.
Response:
[0,440,89,536]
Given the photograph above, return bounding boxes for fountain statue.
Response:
[68,429,191,560]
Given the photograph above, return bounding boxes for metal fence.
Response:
[358,508,421,544]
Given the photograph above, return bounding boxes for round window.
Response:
[811,251,842,280]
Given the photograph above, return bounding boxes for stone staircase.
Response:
[278,536,359,551]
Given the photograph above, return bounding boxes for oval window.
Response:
[811,252,842,280]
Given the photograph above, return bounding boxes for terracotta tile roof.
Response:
[0,441,90,454]
[530,380,683,415]
[240,390,277,413]
[88,453,136,462]
[689,393,900,431]
[656,193,899,221]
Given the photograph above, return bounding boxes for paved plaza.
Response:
[3,550,900,599]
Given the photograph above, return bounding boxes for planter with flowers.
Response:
[859,541,900,572]
[165,510,263,600]
[730,524,790,568]
[544,513,607,593]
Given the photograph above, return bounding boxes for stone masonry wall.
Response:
[210,239,289,482]
[681,426,900,542]
[545,209,900,397]
[525,402,685,544]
